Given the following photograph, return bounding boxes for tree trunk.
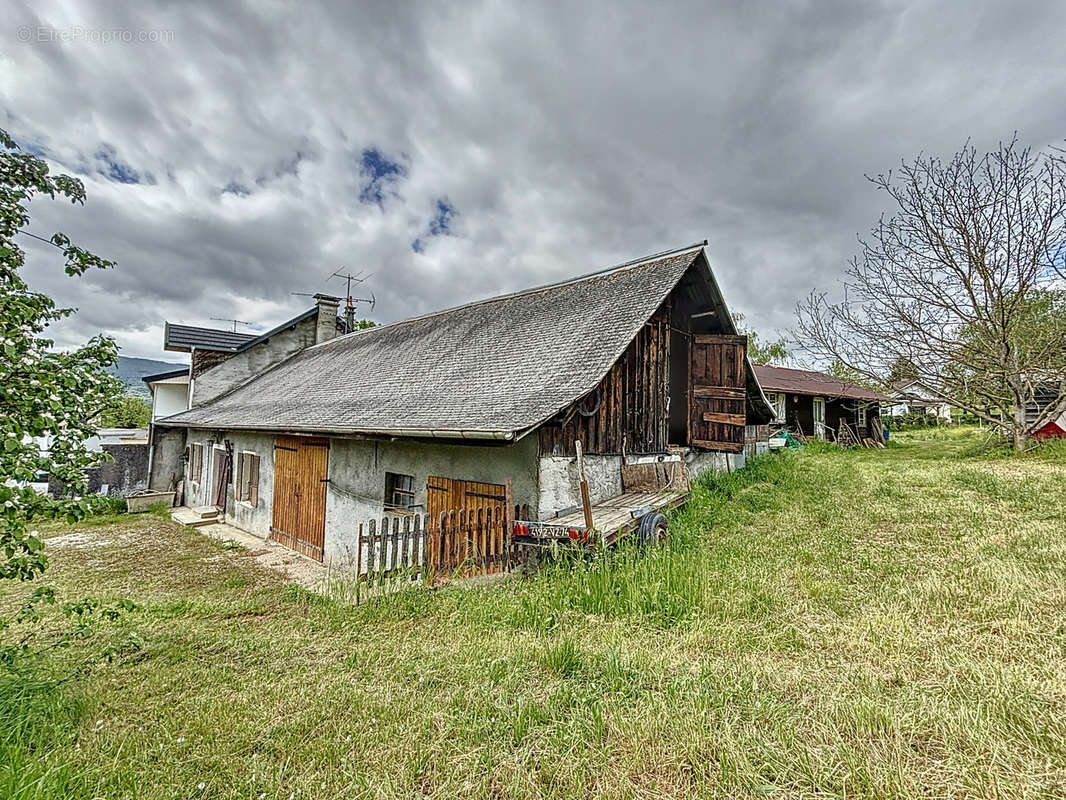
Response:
[1012,404,1029,452]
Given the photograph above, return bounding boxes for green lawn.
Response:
[2,429,1066,799]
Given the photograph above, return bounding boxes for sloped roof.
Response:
[142,367,189,385]
[753,364,891,402]
[160,245,769,438]
[164,323,256,353]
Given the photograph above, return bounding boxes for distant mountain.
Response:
[109,356,187,398]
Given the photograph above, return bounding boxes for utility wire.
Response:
[17,229,62,248]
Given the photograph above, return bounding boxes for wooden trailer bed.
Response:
[513,486,689,548]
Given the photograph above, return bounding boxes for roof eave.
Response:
[153,418,516,441]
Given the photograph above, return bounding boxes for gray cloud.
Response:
[3,0,1066,360]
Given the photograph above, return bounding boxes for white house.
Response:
[144,368,191,421]
[886,380,954,421]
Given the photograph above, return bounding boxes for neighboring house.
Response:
[886,379,954,421]
[754,364,890,441]
[151,243,776,566]
[1028,384,1066,439]
[144,298,347,484]
[144,368,190,421]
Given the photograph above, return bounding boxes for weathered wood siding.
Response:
[538,307,670,456]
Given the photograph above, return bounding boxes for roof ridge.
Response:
[309,242,707,351]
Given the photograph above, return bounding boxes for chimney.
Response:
[314,294,341,344]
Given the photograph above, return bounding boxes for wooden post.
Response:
[504,478,514,572]
[355,522,363,606]
[575,440,595,532]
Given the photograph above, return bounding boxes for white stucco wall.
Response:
[182,429,276,537]
[685,449,746,480]
[536,455,623,520]
[181,429,540,567]
[152,383,189,420]
[323,436,539,565]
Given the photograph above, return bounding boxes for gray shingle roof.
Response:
[164,323,256,353]
[160,246,733,438]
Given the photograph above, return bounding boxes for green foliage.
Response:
[733,311,790,364]
[0,128,125,584]
[97,395,150,428]
[827,359,884,391]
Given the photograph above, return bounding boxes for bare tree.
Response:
[795,137,1066,450]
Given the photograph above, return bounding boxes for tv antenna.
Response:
[210,317,253,332]
[290,268,376,333]
[329,268,376,333]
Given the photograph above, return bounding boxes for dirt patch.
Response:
[195,522,327,590]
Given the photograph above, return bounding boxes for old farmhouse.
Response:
[753,364,890,441]
[150,243,775,566]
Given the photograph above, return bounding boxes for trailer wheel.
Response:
[637,512,669,546]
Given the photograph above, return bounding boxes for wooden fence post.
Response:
[504,478,514,572]
[355,522,363,606]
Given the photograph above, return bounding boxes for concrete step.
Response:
[172,508,219,528]
[190,505,220,519]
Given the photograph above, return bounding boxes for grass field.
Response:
[2,428,1065,799]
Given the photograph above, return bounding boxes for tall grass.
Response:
[0,667,81,799]
[2,429,1065,798]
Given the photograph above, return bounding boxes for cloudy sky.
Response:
[3,0,1065,362]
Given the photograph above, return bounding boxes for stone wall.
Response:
[49,443,149,497]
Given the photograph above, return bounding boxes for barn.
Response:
[151,243,775,570]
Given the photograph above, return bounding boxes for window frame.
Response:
[235,451,260,506]
[384,471,416,512]
[190,443,203,483]
[857,404,868,427]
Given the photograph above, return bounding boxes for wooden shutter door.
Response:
[271,437,328,562]
[426,476,506,575]
[689,334,747,453]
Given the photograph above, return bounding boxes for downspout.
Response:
[187,347,196,409]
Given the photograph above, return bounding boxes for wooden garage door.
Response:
[689,334,747,453]
[270,436,329,562]
[425,476,507,575]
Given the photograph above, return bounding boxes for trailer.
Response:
[512,444,690,549]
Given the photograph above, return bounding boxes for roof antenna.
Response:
[210,317,253,332]
[328,268,376,333]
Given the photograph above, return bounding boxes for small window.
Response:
[236,452,260,505]
[384,472,416,511]
[189,444,203,483]
[857,405,868,427]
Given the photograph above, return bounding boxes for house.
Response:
[753,364,890,441]
[144,368,190,421]
[150,243,775,566]
[1029,384,1066,438]
[886,379,954,422]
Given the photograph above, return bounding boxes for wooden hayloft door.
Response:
[271,436,329,562]
[689,334,747,453]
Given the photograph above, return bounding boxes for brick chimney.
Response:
[314,294,341,344]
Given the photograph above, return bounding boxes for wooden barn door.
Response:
[270,436,329,562]
[689,334,747,453]
[425,476,507,575]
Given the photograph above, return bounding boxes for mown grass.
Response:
[1,427,1065,798]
